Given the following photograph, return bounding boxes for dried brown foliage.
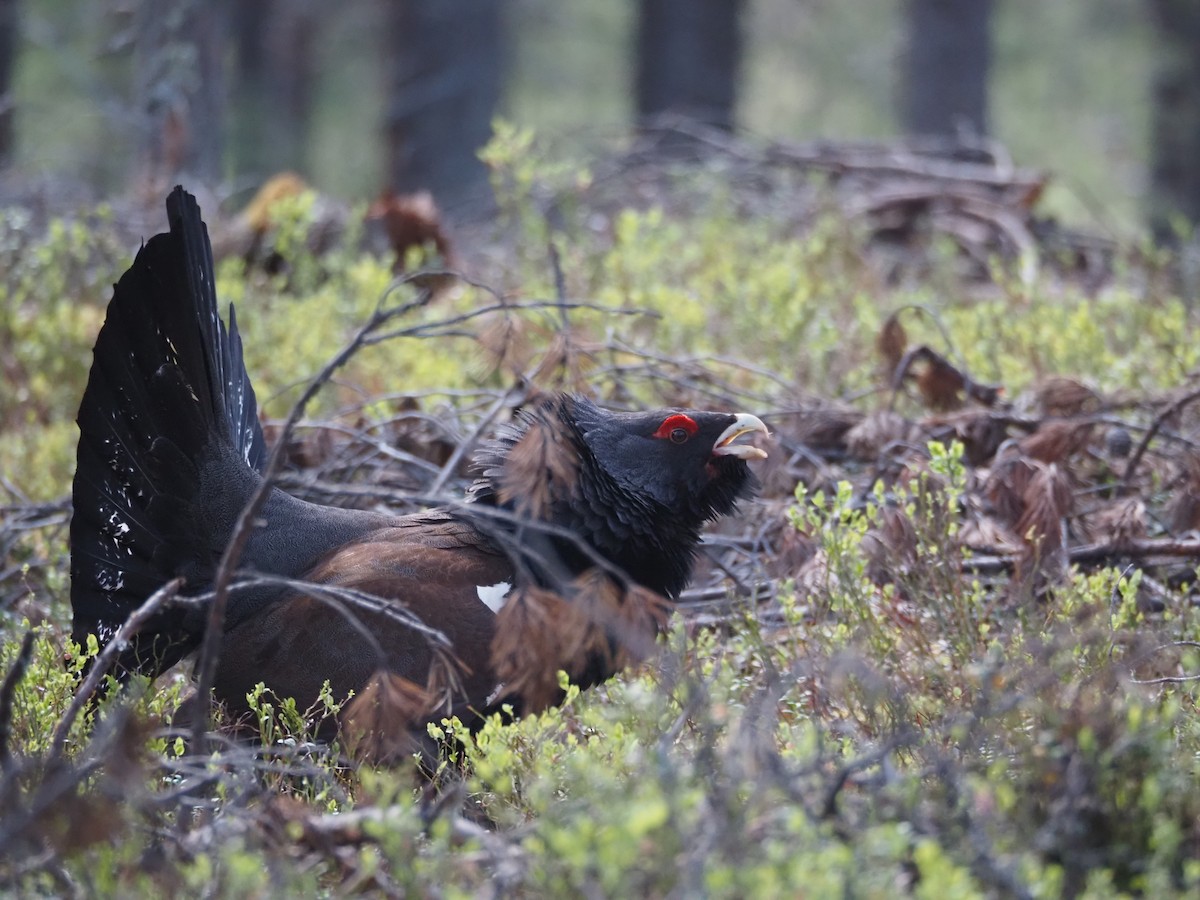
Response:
[364,189,455,273]
[496,403,581,518]
[1167,450,1200,533]
[212,172,349,272]
[342,672,433,764]
[766,334,1200,610]
[876,311,908,378]
[1018,419,1094,463]
[891,344,1002,412]
[491,586,587,713]
[845,410,915,459]
[1010,462,1073,598]
[924,408,1009,465]
[1033,376,1101,417]
[490,572,670,714]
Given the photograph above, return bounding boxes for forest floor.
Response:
[3,131,1200,897]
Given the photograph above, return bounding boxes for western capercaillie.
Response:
[70,187,769,753]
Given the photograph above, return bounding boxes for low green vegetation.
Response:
[3,131,1200,896]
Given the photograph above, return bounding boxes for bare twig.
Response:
[427,386,521,496]
[49,579,183,763]
[188,282,439,754]
[0,630,35,772]
[1126,641,1200,685]
[962,536,1200,574]
[1121,384,1200,489]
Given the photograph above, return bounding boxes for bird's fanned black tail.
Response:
[70,186,266,677]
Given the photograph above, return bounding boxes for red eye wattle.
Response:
[654,414,698,442]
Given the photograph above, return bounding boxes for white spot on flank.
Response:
[486,683,506,706]
[476,581,512,613]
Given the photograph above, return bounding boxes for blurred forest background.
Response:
[0,0,1186,239]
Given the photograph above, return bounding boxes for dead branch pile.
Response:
[500,125,1123,291]
[751,309,1200,618]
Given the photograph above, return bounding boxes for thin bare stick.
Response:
[963,536,1200,574]
[49,578,182,763]
[188,284,438,754]
[1127,641,1200,685]
[427,386,520,496]
[0,630,35,772]
[1121,384,1200,489]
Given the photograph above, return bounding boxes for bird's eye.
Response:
[653,413,699,442]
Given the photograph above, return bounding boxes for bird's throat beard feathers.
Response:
[467,395,757,599]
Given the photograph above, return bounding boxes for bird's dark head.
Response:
[471,394,769,596]
[568,398,768,525]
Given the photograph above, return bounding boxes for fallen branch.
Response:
[963,536,1200,575]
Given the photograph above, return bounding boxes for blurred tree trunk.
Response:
[635,0,743,135]
[382,0,506,214]
[232,0,318,182]
[0,0,18,168]
[1148,0,1200,243]
[133,0,228,188]
[902,0,992,138]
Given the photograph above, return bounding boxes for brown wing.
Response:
[213,513,512,728]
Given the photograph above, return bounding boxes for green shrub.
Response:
[5,130,1200,896]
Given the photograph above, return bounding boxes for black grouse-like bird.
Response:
[70,187,768,751]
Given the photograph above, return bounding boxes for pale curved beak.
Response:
[712,413,770,460]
